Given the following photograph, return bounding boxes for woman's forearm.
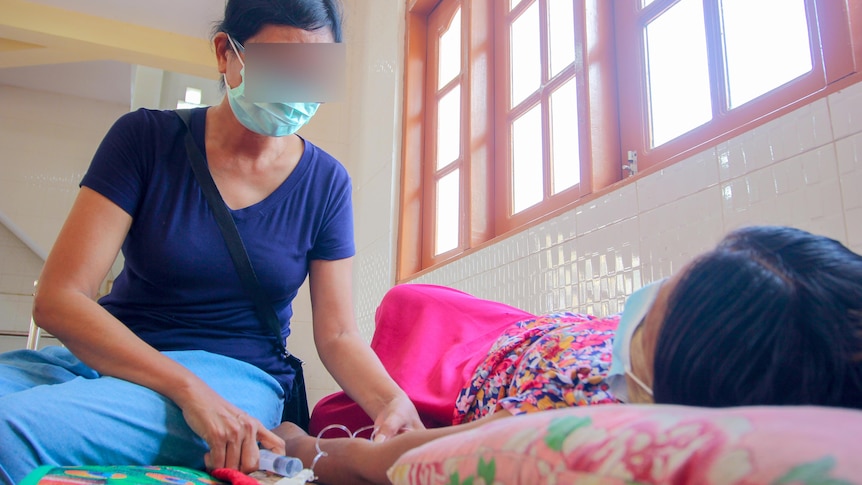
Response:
[316,332,407,419]
[33,287,209,409]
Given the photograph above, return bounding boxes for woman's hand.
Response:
[181,391,285,473]
[372,393,425,442]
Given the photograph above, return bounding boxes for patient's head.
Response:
[630,225,862,408]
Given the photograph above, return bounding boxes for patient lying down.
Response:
[273,225,862,484]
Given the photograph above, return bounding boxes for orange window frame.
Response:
[494,0,588,234]
[615,0,862,172]
[400,0,497,277]
[399,0,861,281]
[399,0,620,281]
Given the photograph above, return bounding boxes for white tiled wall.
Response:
[403,87,861,316]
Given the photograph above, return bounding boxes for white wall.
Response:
[0,86,128,258]
[0,85,127,350]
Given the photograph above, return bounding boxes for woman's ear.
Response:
[213,32,231,75]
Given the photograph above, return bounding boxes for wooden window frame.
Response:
[495,0,584,233]
[399,0,618,280]
[616,0,862,171]
[398,0,862,281]
[400,0,499,277]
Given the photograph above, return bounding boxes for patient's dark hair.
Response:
[213,0,344,43]
[653,225,862,408]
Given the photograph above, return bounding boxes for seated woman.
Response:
[273,225,862,484]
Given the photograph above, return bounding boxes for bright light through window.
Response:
[645,0,712,147]
[512,104,543,213]
[432,5,463,256]
[436,87,461,170]
[439,9,461,89]
[721,0,812,108]
[510,2,541,107]
[185,87,202,105]
[435,169,460,254]
[548,0,575,78]
[177,87,205,109]
[551,79,580,193]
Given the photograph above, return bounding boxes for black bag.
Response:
[283,354,310,430]
[175,109,310,431]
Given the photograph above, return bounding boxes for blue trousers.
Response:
[0,347,284,485]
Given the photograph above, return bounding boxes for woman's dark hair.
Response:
[653,225,862,408]
[212,0,344,44]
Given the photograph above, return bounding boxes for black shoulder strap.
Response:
[174,109,287,357]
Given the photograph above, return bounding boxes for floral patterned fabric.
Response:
[453,312,621,424]
[390,404,862,485]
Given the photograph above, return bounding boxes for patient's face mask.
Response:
[224,35,320,137]
[607,278,666,402]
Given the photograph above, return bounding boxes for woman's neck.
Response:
[204,99,294,168]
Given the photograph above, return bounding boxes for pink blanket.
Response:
[309,284,536,434]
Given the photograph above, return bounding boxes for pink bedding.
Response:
[309,284,536,434]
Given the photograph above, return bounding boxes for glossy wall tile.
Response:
[402,81,862,324]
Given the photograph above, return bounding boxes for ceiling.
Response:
[0,0,226,105]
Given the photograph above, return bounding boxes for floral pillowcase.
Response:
[387,403,862,485]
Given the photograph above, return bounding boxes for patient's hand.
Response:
[272,422,312,457]
[273,421,307,439]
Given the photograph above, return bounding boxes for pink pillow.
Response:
[388,404,862,484]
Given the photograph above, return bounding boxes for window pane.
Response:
[438,8,461,89]
[510,0,525,12]
[436,86,461,170]
[550,79,580,193]
[645,0,713,147]
[721,0,812,108]
[510,1,541,107]
[435,169,460,254]
[512,104,544,214]
[642,0,656,7]
[548,0,575,78]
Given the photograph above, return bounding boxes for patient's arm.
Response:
[274,412,510,485]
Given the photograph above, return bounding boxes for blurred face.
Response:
[214,24,337,137]
[218,24,335,91]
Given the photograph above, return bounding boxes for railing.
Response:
[0,322,56,350]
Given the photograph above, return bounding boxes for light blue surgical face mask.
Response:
[224,35,320,137]
[607,278,667,402]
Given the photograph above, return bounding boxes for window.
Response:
[177,87,205,109]
[616,0,859,169]
[499,0,587,226]
[399,0,860,280]
[428,2,463,257]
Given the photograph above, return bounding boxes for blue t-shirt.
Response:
[80,107,355,388]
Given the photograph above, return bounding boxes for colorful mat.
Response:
[19,466,227,485]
